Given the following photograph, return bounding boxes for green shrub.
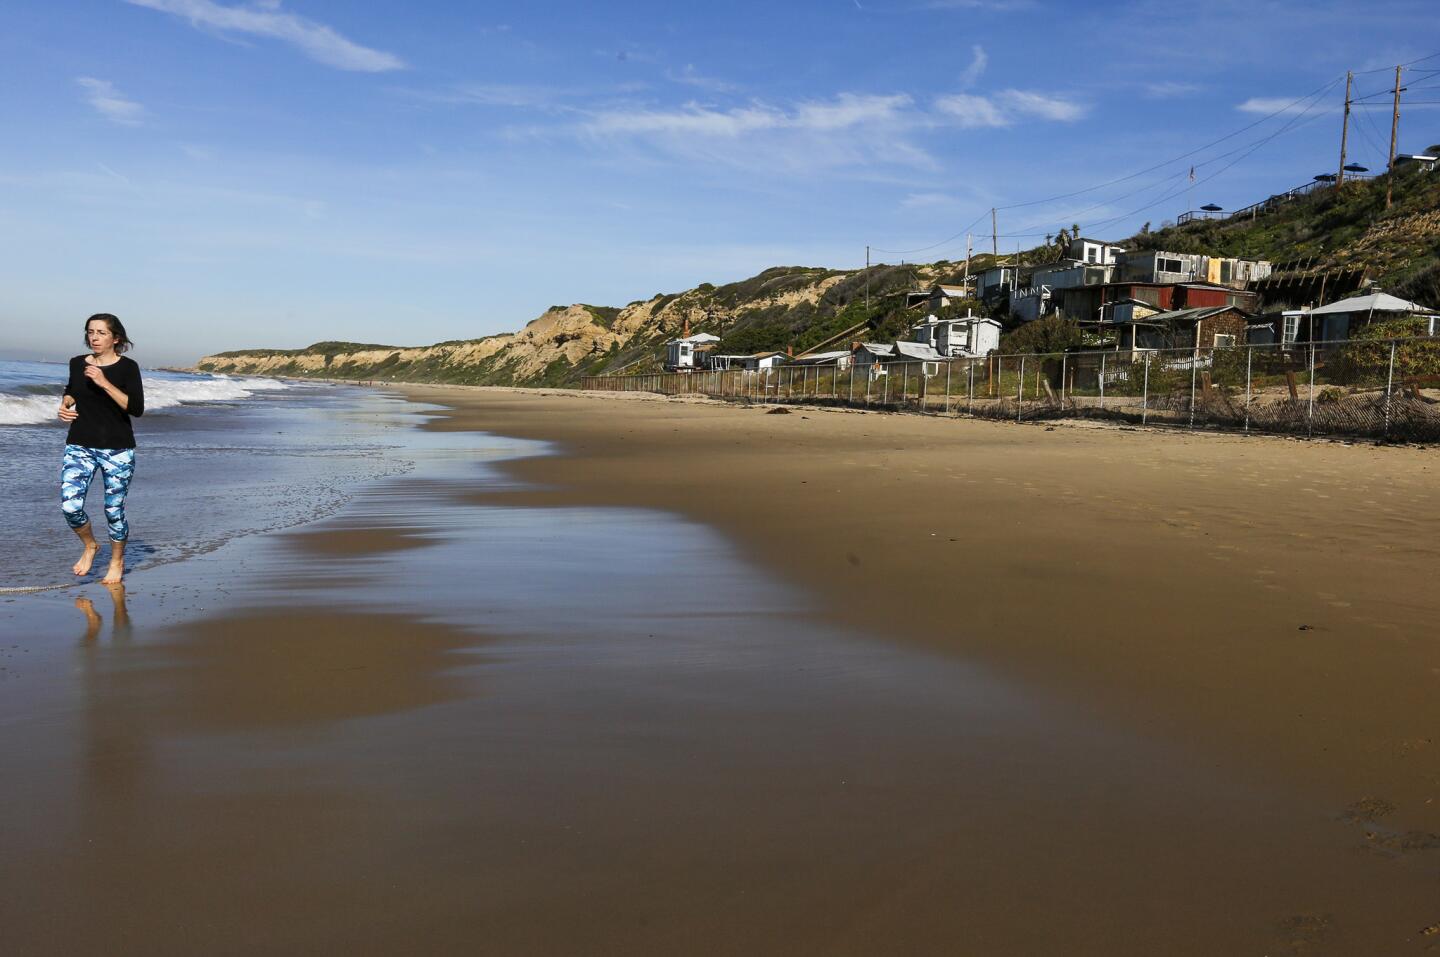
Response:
[1000,316,1081,354]
[1329,316,1440,384]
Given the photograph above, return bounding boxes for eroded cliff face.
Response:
[196,267,862,387]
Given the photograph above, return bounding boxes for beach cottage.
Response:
[1302,292,1438,342]
[664,333,721,371]
[852,342,895,378]
[910,313,1000,357]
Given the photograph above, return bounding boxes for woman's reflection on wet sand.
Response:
[75,582,130,644]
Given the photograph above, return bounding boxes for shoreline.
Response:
[400,383,1440,837]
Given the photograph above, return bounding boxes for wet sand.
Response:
[3,386,1439,955]
[408,387,1440,803]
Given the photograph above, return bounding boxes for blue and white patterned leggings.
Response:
[60,445,136,543]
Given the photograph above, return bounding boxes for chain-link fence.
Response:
[581,337,1440,442]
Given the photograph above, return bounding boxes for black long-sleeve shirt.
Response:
[63,355,145,449]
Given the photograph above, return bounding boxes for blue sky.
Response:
[2,0,1438,364]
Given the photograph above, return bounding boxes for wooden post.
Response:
[1337,71,1352,187]
[1387,65,1402,209]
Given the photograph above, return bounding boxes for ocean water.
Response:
[0,358,411,592]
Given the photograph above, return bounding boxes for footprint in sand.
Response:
[1340,797,1396,823]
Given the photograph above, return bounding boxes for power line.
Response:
[1076,86,1339,235]
[869,209,991,256]
[1353,100,1391,160]
[869,75,1342,258]
[991,76,1344,214]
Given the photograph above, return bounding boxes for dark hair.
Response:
[85,313,133,354]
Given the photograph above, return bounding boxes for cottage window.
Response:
[1158,257,1184,274]
[1213,333,1237,348]
[1282,315,1301,345]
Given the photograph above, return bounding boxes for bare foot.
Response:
[101,560,124,585]
[73,543,100,576]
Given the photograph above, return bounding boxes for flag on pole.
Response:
[1189,165,1196,181]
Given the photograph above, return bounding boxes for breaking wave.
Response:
[0,366,291,426]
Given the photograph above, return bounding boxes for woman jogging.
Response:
[56,314,145,584]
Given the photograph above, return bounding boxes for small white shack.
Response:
[664,332,721,370]
[1394,153,1437,172]
[1068,237,1126,265]
[909,313,1000,357]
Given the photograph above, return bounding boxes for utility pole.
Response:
[962,233,972,295]
[991,208,998,258]
[1337,70,1352,187]
[865,245,870,313]
[1387,65,1403,209]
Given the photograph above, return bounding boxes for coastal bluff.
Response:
[194,265,919,388]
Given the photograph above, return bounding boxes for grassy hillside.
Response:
[1133,145,1440,303]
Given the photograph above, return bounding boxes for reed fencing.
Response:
[580,337,1440,443]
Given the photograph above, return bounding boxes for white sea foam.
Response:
[0,374,291,426]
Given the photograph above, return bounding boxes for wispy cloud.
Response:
[934,89,1087,127]
[1235,96,1322,115]
[996,89,1087,121]
[931,93,1005,128]
[124,0,405,72]
[583,93,914,138]
[426,83,575,110]
[666,64,736,93]
[958,45,987,88]
[578,93,936,175]
[76,77,145,126]
[1145,81,1203,99]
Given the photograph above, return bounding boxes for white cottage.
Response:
[664,332,721,370]
[1067,237,1126,265]
[911,313,1000,357]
